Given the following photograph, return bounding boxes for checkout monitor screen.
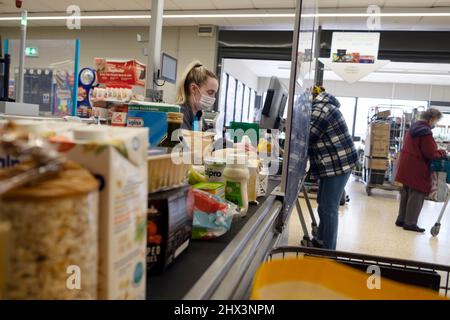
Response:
[281,0,318,224]
[161,53,177,84]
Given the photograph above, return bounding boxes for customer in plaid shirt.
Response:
[309,87,358,250]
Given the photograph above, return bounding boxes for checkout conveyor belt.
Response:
[146,179,282,300]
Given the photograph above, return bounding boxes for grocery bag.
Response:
[251,257,445,300]
[427,171,449,203]
[191,189,238,240]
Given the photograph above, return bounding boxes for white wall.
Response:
[323,80,450,102]
[0,26,218,104]
[222,59,259,90]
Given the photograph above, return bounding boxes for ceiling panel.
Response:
[163,18,200,26]
[170,0,216,10]
[250,0,296,8]
[383,0,437,7]
[164,0,182,10]
[0,0,54,13]
[415,16,450,30]
[211,0,255,9]
[318,0,340,8]
[434,0,450,6]
[337,0,385,8]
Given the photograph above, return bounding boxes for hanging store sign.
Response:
[323,32,390,84]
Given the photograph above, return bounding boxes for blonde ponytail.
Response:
[176,60,218,105]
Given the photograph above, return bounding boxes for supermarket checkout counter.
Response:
[146,178,283,300]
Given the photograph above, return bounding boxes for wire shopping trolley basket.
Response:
[251,246,450,300]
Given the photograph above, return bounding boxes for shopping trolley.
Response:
[296,184,319,247]
[260,246,450,298]
[431,186,449,237]
[430,160,450,237]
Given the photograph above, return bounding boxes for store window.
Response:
[218,72,257,127]
[249,90,256,122]
[225,75,236,126]
[234,82,244,123]
[336,97,357,137]
[433,112,450,140]
[242,86,250,122]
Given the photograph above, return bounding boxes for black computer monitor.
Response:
[160,53,177,84]
[259,76,288,130]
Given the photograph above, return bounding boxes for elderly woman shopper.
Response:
[395,108,446,233]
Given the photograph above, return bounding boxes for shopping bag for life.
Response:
[427,171,449,203]
[251,257,445,300]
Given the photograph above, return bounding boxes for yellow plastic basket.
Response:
[251,256,447,300]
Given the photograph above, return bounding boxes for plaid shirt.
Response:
[308,92,358,179]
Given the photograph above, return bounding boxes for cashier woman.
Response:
[176,61,219,131]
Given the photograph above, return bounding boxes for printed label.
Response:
[111,112,127,126]
[127,117,144,127]
[0,154,20,169]
[225,181,243,207]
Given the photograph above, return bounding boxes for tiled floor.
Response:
[286,177,450,266]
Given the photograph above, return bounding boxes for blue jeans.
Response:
[315,172,350,250]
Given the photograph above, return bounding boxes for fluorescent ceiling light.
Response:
[1,12,450,21]
[315,13,450,17]
[164,13,295,18]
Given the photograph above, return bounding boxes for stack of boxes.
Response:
[364,122,391,185]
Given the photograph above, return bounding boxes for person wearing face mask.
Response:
[395,108,447,233]
[176,61,219,131]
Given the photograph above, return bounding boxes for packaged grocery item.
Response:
[111,104,129,127]
[0,119,85,169]
[94,58,146,101]
[192,189,237,240]
[247,159,259,203]
[204,157,226,183]
[188,165,206,185]
[147,185,194,273]
[193,182,225,198]
[258,166,269,197]
[160,112,183,148]
[0,221,11,300]
[0,161,99,300]
[127,101,180,146]
[148,148,191,193]
[181,130,215,162]
[50,125,149,300]
[224,154,250,216]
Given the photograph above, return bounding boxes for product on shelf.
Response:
[126,101,181,146]
[191,189,237,240]
[0,161,99,300]
[50,125,149,300]
[147,185,194,273]
[94,58,146,101]
[224,154,250,216]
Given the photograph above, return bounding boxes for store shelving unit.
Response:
[363,105,408,196]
